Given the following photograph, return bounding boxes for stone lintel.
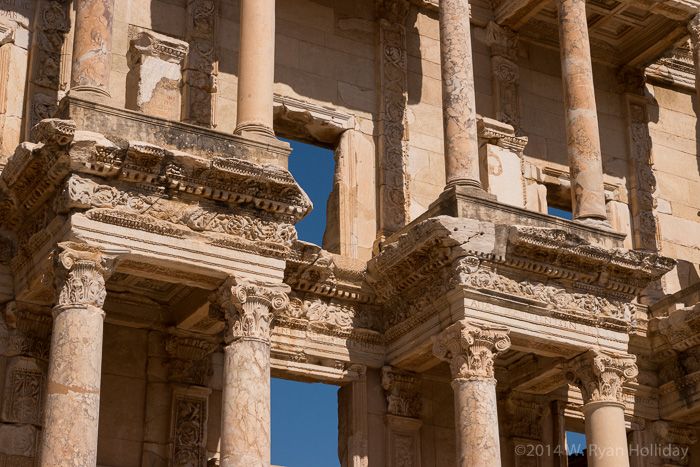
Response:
[494,0,552,30]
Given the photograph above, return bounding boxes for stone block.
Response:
[0,423,36,457]
[480,143,525,208]
[102,324,148,379]
[97,437,143,467]
[126,27,189,121]
[98,374,146,441]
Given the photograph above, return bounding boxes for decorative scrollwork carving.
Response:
[432,320,511,380]
[565,350,638,404]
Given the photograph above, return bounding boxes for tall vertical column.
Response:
[555,0,607,223]
[565,350,638,467]
[688,15,700,103]
[439,0,482,189]
[70,0,115,97]
[217,278,290,467]
[432,320,511,467]
[234,0,276,138]
[40,242,126,466]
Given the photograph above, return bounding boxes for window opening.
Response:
[548,206,573,220]
[566,430,587,466]
[283,138,336,247]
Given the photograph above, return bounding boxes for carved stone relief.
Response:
[381,366,421,418]
[169,386,211,467]
[565,350,638,404]
[164,334,217,386]
[376,0,411,242]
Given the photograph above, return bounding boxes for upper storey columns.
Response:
[439,0,483,189]
[70,0,116,97]
[555,0,608,224]
[235,0,276,138]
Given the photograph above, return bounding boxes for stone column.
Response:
[217,278,289,467]
[565,350,638,467]
[234,0,275,138]
[40,242,126,466]
[70,0,115,97]
[439,0,482,189]
[555,0,608,223]
[688,15,700,103]
[432,320,511,467]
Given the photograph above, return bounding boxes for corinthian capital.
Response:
[432,320,511,380]
[689,14,700,42]
[54,242,128,309]
[565,350,638,404]
[217,277,290,343]
[376,0,410,23]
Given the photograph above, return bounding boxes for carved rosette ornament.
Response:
[433,320,511,381]
[54,242,126,310]
[565,350,638,405]
[217,278,290,343]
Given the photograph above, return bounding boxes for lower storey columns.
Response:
[40,242,125,466]
[433,320,511,466]
[216,278,290,467]
[555,0,608,223]
[565,350,638,467]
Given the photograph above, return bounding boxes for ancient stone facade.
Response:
[0,0,699,466]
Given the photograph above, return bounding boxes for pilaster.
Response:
[382,366,422,467]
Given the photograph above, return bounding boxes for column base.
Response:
[445,178,483,191]
[234,123,276,139]
[575,217,614,231]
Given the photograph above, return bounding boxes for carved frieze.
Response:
[3,302,52,361]
[216,277,290,343]
[658,303,700,352]
[433,320,511,380]
[381,366,421,418]
[565,350,638,404]
[503,394,549,440]
[277,294,382,334]
[651,421,698,466]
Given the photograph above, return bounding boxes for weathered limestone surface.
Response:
[439,0,481,189]
[433,320,510,467]
[555,0,607,222]
[71,0,115,96]
[40,243,125,466]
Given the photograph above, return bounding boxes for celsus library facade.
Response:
[1,0,700,465]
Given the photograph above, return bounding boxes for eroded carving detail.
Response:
[433,320,511,380]
[170,390,209,467]
[381,366,421,418]
[565,350,638,404]
[164,335,218,386]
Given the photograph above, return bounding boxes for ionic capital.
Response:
[688,14,700,43]
[216,277,290,343]
[432,320,511,381]
[381,366,422,418]
[54,242,128,310]
[565,350,638,405]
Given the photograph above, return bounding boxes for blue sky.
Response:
[274,140,339,467]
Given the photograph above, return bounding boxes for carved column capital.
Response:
[565,350,638,405]
[381,366,422,418]
[688,14,700,43]
[217,277,290,343]
[432,320,511,381]
[54,242,128,310]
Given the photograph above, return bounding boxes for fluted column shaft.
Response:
[40,243,125,466]
[433,320,511,467]
[565,350,638,467]
[439,0,482,189]
[235,0,276,138]
[688,15,700,104]
[217,278,289,467]
[70,0,115,96]
[556,0,607,222]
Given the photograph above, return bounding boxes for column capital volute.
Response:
[216,277,290,343]
[565,349,638,405]
[432,320,511,381]
[54,242,128,311]
[688,13,700,41]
